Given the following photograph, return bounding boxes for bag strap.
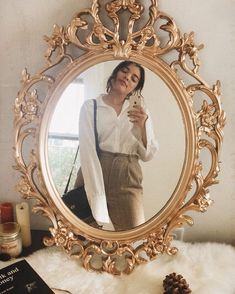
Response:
[64,99,99,193]
[64,143,79,194]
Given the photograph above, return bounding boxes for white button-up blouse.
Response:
[79,94,159,223]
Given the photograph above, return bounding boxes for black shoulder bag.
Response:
[62,99,99,220]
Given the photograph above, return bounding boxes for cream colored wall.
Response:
[0,0,234,243]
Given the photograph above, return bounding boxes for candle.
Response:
[0,222,22,258]
[0,202,14,223]
[16,202,32,247]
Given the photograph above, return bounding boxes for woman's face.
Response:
[111,64,141,97]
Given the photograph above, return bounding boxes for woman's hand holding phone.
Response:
[128,94,148,129]
[127,94,148,147]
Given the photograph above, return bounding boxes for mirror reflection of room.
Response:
[75,60,158,231]
[48,61,185,231]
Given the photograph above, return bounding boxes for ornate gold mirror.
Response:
[14,0,225,274]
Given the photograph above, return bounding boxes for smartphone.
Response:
[128,93,143,111]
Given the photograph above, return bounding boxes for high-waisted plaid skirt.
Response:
[99,150,145,231]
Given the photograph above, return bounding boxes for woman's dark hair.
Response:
[106,61,145,94]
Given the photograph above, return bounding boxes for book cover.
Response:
[0,259,54,294]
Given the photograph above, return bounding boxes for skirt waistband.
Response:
[99,150,139,160]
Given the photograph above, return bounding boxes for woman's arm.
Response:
[128,106,159,161]
[128,105,148,147]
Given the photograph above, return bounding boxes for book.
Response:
[0,259,54,294]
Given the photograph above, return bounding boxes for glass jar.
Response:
[0,222,22,258]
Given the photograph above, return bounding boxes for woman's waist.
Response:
[98,141,139,156]
[99,149,139,160]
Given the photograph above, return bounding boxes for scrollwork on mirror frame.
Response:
[14,0,225,275]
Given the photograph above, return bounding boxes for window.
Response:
[48,79,84,194]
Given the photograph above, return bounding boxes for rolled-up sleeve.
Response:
[132,110,159,161]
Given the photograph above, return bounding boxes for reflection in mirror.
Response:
[48,61,185,231]
[48,78,84,194]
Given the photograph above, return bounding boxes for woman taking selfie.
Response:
[77,61,159,231]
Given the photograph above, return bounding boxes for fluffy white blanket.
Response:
[1,241,235,294]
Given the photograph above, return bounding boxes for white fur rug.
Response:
[1,241,235,294]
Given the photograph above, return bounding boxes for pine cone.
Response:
[163,272,192,294]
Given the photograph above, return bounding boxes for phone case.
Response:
[128,93,143,110]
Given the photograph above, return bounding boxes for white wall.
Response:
[0,0,234,244]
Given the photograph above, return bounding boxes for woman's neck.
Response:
[103,93,126,115]
[105,92,126,105]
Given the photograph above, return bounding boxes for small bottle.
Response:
[0,222,22,258]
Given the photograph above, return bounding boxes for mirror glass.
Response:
[47,60,185,230]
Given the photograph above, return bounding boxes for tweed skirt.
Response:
[99,150,145,231]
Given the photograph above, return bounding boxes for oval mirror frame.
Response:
[14,0,225,275]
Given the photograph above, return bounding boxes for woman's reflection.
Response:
[75,61,159,231]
